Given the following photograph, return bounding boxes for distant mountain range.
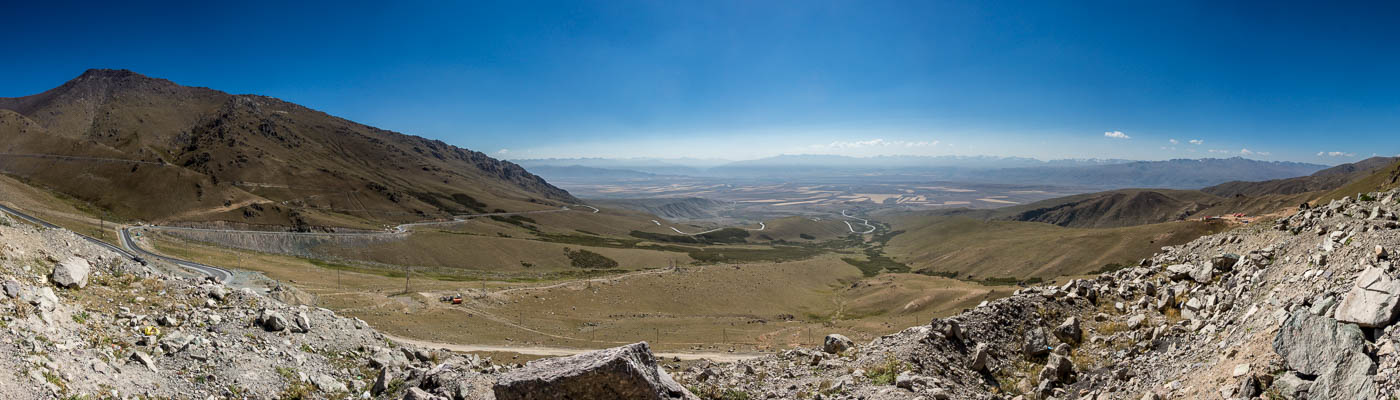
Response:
[517,155,1328,189]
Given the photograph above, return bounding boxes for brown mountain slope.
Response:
[1311,158,1400,204]
[975,157,1397,228]
[1202,156,1399,197]
[994,189,1220,228]
[0,69,575,228]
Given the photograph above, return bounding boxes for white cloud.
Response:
[1169,139,1179,145]
[497,149,510,154]
[1104,131,1131,139]
[1317,151,1356,157]
[817,139,939,149]
[1240,148,1270,156]
[1189,139,1204,145]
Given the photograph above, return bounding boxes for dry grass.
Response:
[884,215,1229,280]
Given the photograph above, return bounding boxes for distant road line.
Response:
[0,153,165,165]
[384,334,761,362]
[667,221,765,235]
[840,210,877,234]
[142,205,585,238]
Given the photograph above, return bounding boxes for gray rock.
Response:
[130,351,157,372]
[2,280,21,298]
[1165,264,1196,281]
[372,367,392,396]
[294,311,312,333]
[1273,371,1312,399]
[1334,266,1400,328]
[822,334,854,354]
[1038,353,1073,384]
[159,332,193,353]
[403,387,441,400]
[311,373,346,393]
[895,371,916,390]
[1211,253,1240,271]
[1190,263,1214,283]
[1309,296,1337,316]
[492,342,697,400]
[1023,327,1049,357]
[1182,297,1204,320]
[27,287,59,311]
[1237,374,1259,398]
[1053,317,1081,345]
[209,285,229,301]
[370,348,407,369]
[968,343,990,371]
[258,309,288,332]
[1273,310,1377,399]
[1126,314,1147,330]
[50,257,90,289]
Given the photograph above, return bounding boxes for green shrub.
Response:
[563,247,619,269]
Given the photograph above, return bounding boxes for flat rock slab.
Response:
[1273,310,1377,399]
[1334,266,1400,327]
[493,342,697,400]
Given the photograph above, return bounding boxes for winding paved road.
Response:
[0,203,146,263]
[841,210,877,234]
[0,203,234,282]
[121,227,233,282]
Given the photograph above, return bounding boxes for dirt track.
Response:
[383,334,762,362]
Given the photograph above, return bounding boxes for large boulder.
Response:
[493,342,697,400]
[257,309,288,332]
[1189,263,1214,283]
[1210,253,1240,271]
[967,343,990,371]
[1053,317,1081,345]
[51,257,91,289]
[1037,352,1074,385]
[823,334,854,354]
[1334,266,1400,328]
[1273,310,1377,399]
[1164,264,1195,281]
[1023,327,1050,357]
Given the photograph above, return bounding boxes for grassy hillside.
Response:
[884,216,1230,280]
[991,189,1222,228]
[1311,158,1400,204]
[751,216,852,242]
[1204,156,1399,197]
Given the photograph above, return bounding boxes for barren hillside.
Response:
[0,69,576,228]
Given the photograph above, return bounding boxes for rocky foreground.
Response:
[4,188,1400,399]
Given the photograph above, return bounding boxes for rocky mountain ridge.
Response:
[0,69,575,227]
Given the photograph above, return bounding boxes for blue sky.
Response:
[2,1,1398,164]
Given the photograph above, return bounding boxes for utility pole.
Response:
[404,265,411,294]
